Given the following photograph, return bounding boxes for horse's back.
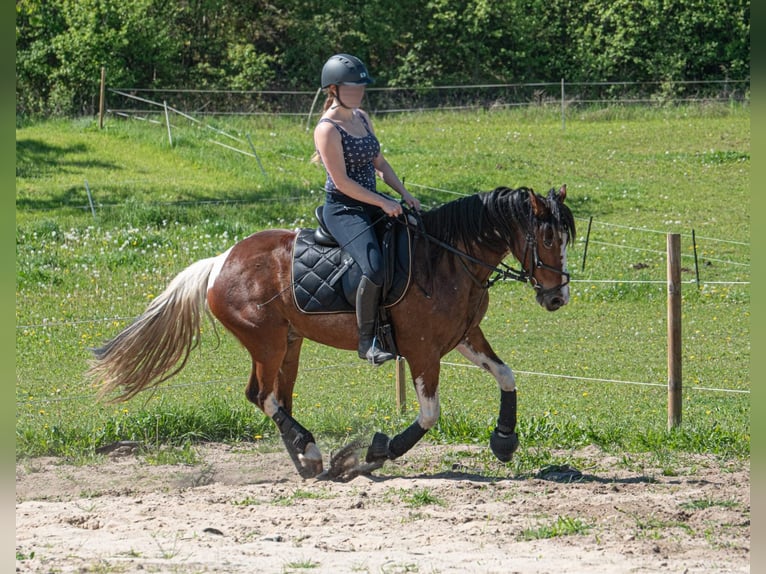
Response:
[237,227,296,253]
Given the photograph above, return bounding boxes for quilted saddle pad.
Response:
[291,226,412,314]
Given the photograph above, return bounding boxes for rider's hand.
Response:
[382,198,403,217]
[400,190,421,212]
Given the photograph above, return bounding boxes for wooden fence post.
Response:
[163,101,173,147]
[561,78,566,130]
[395,356,406,413]
[667,233,682,429]
[99,67,106,129]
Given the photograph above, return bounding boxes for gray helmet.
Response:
[321,54,374,88]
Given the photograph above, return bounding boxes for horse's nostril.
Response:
[549,297,564,310]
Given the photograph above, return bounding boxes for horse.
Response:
[89,185,575,480]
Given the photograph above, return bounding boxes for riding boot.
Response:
[356,276,395,365]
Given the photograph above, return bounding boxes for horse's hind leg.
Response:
[244,332,323,479]
[275,329,303,416]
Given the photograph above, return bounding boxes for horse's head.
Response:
[523,185,575,311]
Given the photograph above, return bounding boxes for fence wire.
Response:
[107,79,749,117]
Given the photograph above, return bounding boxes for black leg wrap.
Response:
[273,407,315,453]
[388,421,428,459]
[491,389,519,462]
[497,389,517,434]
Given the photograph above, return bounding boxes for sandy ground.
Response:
[16,442,749,573]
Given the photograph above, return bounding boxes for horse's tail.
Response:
[89,254,222,403]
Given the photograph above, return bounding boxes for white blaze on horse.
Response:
[89,185,575,480]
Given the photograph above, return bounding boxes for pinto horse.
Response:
[89,185,575,479]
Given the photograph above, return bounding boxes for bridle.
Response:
[520,232,571,297]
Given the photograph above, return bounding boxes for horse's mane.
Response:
[420,186,576,258]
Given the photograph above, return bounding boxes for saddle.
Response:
[291,206,413,315]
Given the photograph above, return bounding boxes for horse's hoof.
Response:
[289,443,323,479]
[365,432,391,463]
[490,429,519,463]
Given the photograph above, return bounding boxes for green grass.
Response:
[273,488,336,506]
[680,498,740,511]
[520,515,592,540]
[395,487,446,508]
[15,104,749,469]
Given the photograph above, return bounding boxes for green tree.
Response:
[17,0,181,116]
[16,0,750,117]
[576,0,749,84]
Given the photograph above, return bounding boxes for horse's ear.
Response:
[528,189,549,218]
[558,184,567,203]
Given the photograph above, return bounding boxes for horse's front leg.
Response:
[365,358,441,464]
[457,326,519,462]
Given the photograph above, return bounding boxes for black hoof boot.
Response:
[365,431,391,463]
[490,429,519,462]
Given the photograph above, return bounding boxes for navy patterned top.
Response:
[320,111,381,195]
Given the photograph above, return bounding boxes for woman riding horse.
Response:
[313,53,421,365]
[89,183,575,481]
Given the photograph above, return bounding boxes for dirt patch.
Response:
[16,443,749,573]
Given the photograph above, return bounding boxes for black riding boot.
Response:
[356,276,395,365]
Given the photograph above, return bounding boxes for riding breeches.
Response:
[322,194,386,286]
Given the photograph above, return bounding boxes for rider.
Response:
[313,53,421,365]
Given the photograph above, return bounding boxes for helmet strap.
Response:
[330,86,352,110]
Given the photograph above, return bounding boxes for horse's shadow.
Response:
[322,442,665,485]
[358,467,663,486]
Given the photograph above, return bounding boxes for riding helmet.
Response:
[321,54,374,88]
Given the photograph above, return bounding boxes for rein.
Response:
[397,209,530,289]
[398,204,570,293]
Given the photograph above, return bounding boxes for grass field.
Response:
[15,104,750,473]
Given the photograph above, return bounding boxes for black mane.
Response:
[420,186,576,258]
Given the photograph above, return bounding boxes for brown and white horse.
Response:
[89,185,575,479]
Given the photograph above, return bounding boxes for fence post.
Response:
[306,87,323,132]
[245,134,268,177]
[692,228,700,289]
[99,67,106,129]
[395,356,406,413]
[561,78,566,130]
[581,215,593,272]
[667,233,682,429]
[163,101,173,147]
[84,180,97,220]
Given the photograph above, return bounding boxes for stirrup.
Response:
[359,337,395,366]
[365,347,395,366]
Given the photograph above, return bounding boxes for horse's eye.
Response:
[542,228,554,248]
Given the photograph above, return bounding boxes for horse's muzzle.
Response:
[536,286,569,311]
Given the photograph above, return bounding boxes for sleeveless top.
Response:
[319,111,381,195]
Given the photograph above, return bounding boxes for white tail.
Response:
[89,255,221,402]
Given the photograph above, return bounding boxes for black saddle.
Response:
[291,206,413,314]
[312,205,339,247]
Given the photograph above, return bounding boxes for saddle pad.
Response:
[291,226,412,315]
[292,229,353,313]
